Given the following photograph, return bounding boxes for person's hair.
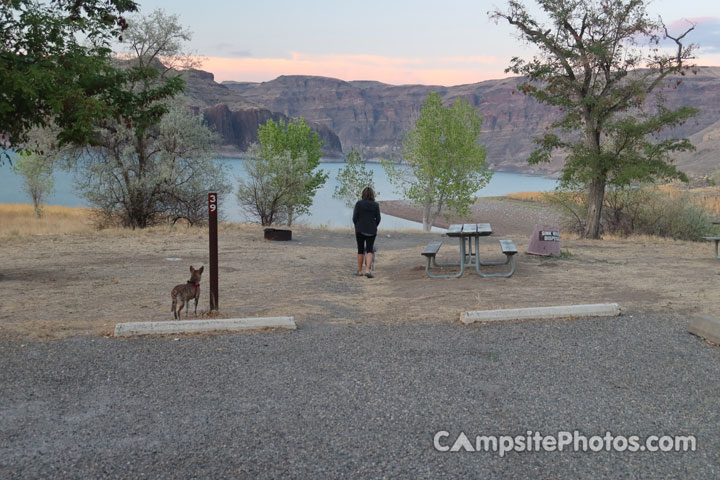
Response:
[361,186,375,202]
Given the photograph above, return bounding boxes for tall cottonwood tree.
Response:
[385,92,491,231]
[491,0,698,238]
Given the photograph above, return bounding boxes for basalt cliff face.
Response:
[186,67,720,175]
[184,70,342,157]
[224,75,557,172]
[222,68,720,175]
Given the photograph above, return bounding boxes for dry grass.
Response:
[503,191,549,203]
[3,224,720,340]
[1,195,718,340]
[661,185,720,217]
[0,203,260,240]
[0,204,95,237]
[506,185,720,218]
[504,190,583,204]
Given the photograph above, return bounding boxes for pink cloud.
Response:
[694,53,720,66]
[664,16,720,38]
[199,53,508,86]
[198,46,720,87]
[667,17,719,29]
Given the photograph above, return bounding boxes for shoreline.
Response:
[378,201,450,229]
[378,197,564,236]
[211,154,562,179]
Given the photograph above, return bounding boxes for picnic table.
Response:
[421,223,517,278]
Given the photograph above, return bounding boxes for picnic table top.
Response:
[446,223,492,237]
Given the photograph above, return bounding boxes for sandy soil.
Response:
[1,208,719,339]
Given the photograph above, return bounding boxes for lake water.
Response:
[0,158,557,230]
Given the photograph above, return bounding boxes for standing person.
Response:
[353,186,381,278]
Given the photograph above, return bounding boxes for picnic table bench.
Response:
[421,223,517,278]
[702,236,720,259]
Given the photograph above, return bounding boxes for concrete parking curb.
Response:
[460,303,621,324]
[688,315,720,344]
[114,316,297,337]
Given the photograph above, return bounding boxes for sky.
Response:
[133,0,720,86]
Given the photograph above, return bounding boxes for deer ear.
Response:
[198,266,204,274]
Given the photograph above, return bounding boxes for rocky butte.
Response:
[184,67,720,176]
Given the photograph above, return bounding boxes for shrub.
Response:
[74,102,231,228]
[546,186,715,240]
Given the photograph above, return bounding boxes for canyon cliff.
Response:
[184,70,342,157]
[185,67,720,175]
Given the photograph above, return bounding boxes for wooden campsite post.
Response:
[208,192,219,311]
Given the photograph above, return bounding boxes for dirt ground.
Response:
[2,200,719,339]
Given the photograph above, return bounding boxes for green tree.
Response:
[237,147,307,226]
[11,125,76,217]
[384,92,491,231]
[0,0,138,160]
[13,150,54,218]
[333,148,378,208]
[68,10,229,228]
[238,118,328,226]
[491,0,698,239]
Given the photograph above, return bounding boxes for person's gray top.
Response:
[353,199,381,236]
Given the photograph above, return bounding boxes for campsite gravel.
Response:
[1,311,718,479]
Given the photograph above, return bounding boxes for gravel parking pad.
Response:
[1,311,718,478]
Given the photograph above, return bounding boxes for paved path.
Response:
[1,312,718,478]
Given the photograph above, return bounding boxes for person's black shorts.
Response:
[356,233,376,255]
